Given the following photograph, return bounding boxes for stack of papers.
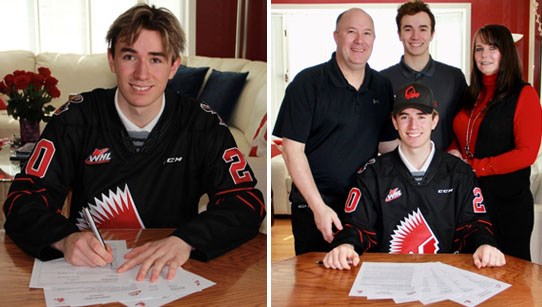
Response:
[349,262,510,306]
[30,240,215,307]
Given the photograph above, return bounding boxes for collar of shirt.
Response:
[114,89,165,133]
[398,55,436,80]
[327,52,373,92]
[398,141,436,173]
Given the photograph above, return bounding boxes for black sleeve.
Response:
[272,72,315,143]
[172,111,265,261]
[378,78,399,143]
[330,164,380,254]
[453,166,497,253]
[3,105,82,260]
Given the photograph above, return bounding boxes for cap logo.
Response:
[404,85,420,100]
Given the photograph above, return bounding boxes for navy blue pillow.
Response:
[199,69,249,122]
[167,65,209,98]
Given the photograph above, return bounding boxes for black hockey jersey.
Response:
[3,88,265,261]
[331,149,496,254]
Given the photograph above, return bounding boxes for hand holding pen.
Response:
[82,207,113,268]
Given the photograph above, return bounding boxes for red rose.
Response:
[48,86,61,98]
[4,74,14,87]
[13,74,32,90]
[3,67,60,122]
[32,74,45,89]
[0,97,6,110]
[38,67,52,77]
[0,81,8,94]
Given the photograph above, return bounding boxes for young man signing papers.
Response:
[3,4,265,282]
[323,83,505,270]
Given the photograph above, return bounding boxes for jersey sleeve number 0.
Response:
[222,148,253,184]
[25,139,56,178]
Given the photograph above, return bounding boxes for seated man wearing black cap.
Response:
[322,83,506,270]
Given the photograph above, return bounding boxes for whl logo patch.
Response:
[85,148,112,165]
[385,188,402,202]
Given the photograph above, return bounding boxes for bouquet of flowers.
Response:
[0,67,60,122]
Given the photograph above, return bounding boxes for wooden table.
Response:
[272,252,542,306]
[0,229,266,306]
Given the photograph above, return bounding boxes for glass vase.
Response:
[19,118,41,145]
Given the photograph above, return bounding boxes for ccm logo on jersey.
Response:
[164,156,183,164]
[85,148,112,165]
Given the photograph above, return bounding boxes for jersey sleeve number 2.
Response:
[472,187,486,213]
[223,148,253,185]
[25,139,56,178]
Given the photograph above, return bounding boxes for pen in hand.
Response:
[82,207,112,268]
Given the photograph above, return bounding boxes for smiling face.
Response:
[474,37,502,76]
[392,108,438,150]
[398,12,434,58]
[108,28,180,121]
[333,9,375,72]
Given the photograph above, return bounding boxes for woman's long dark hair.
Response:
[464,24,523,110]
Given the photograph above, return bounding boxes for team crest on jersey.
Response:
[75,184,145,230]
[390,208,439,254]
[357,158,376,174]
[385,187,402,202]
[85,148,112,165]
[200,103,227,126]
[54,94,84,116]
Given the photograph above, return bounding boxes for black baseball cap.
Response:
[392,82,436,115]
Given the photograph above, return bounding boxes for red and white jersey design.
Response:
[76,185,145,230]
[389,209,439,254]
[335,149,496,254]
[3,88,265,261]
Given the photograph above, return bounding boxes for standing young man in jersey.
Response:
[323,83,505,270]
[3,4,265,282]
[381,0,467,150]
[273,8,397,255]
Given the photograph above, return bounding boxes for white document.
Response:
[30,240,216,307]
[30,240,128,288]
[349,261,510,306]
[416,263,464,305]
[120,269,216,307]
[349,262,420,299]
[447,264,511,306]
[44,282,152,307]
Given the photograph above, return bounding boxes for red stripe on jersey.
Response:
[235,195,256,212]
[477,219,493,227]
[13,177,35,184]
[5,186,50,216]
[215,187,257,196]
[5,191,31,216]
[247,190,265,217]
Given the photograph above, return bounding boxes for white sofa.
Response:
[0,50,267,233]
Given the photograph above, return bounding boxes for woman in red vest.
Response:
[449,24,542,261]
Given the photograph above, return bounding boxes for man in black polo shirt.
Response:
[273,8,398,255]
[381,0,467,150]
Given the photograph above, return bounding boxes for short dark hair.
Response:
[396,0,435,33]
[106,4,185,62]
